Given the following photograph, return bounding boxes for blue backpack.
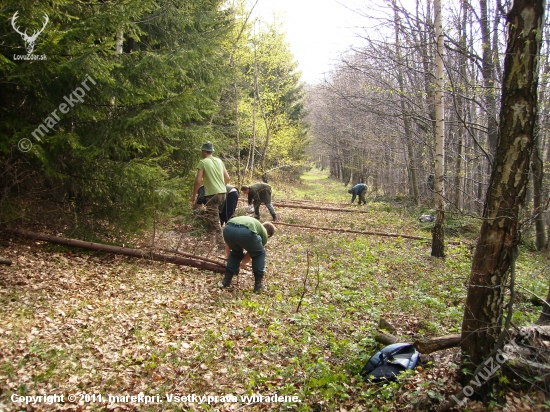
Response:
[361,343,420,382]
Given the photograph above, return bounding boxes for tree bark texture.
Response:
[414,334,461,354]
[531,139,547,250]
[461,0,545,381]
[479,0,499,157]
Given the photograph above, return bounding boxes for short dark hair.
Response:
[263,222,276,237]
[241,185,249,191]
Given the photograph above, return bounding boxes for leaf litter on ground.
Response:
[0,170,548,411]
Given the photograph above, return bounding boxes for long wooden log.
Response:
[158,248,226,266]
[0,257,12,266]
[5,229,226,273]
[414,334,462,354]
[279,199,348,207]
[273,221,429,241]
[410,326,550,355]
[273,202,371,214]
[373,331,462,354]
[374,331,398,345]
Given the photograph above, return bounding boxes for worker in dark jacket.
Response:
[220,184,239,225]
[221,216,276,292]
[241,183,277,221]
[348,183,367,205]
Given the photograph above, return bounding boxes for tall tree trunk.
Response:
[249,41,259,179]
[479,0,499,158]
[461,0,545,395]
[234,79,242,184]
[393,1,420,206]
[116,29,123,54]
[431,0,445,257]
[454,0,469,212]
[532,32,549,251]
[531,131,546,250]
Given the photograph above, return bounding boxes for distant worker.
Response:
[221,216,276,292]
[348,183,367,205]
[220,184,239,226]
[241,183,278,221]
[191,141,230,245]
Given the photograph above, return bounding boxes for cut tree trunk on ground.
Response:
[414,334,462,354]
[0,258,12,266]
[278,199,348,207]
[5,229,226,273]
[272,202,372,214]
[374,331,398,345]
[374,331,462,354]
[158,248,226,266]
[273,222,429,241]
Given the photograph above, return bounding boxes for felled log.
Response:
[374,330,462,354]
[278,199,347,207]
[0,257,12,266]
[379,318,397,334]
[374,331,398,345]
[5,229,226,273]
[272,202,371,214]
[414,334,462,354]
[505,356,550,377]
[273,221,429,241]
[159,248,226,266]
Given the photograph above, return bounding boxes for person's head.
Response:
[241,185,250,194]
[200,141,214,157]
[263,222,276,238]
[347,189,352,194]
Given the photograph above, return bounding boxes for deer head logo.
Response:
[11,11,49,54]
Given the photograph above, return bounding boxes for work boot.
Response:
[271,213,278,222]
[219,270,234,288]
[253,272,265,293]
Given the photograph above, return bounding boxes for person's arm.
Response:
[225,243,230,259]
[248,189,253,206]
[240,253,251,269]
[223,168,230,184]
[351,191,356,203]
[191,169,203,203]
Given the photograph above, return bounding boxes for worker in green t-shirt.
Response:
[191,142,230,245]
[221,216,276,292]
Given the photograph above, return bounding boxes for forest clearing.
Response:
[0,169,548,411]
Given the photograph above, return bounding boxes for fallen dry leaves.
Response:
[0,190,547,411]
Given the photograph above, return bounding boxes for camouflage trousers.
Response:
[204,193,226,240]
